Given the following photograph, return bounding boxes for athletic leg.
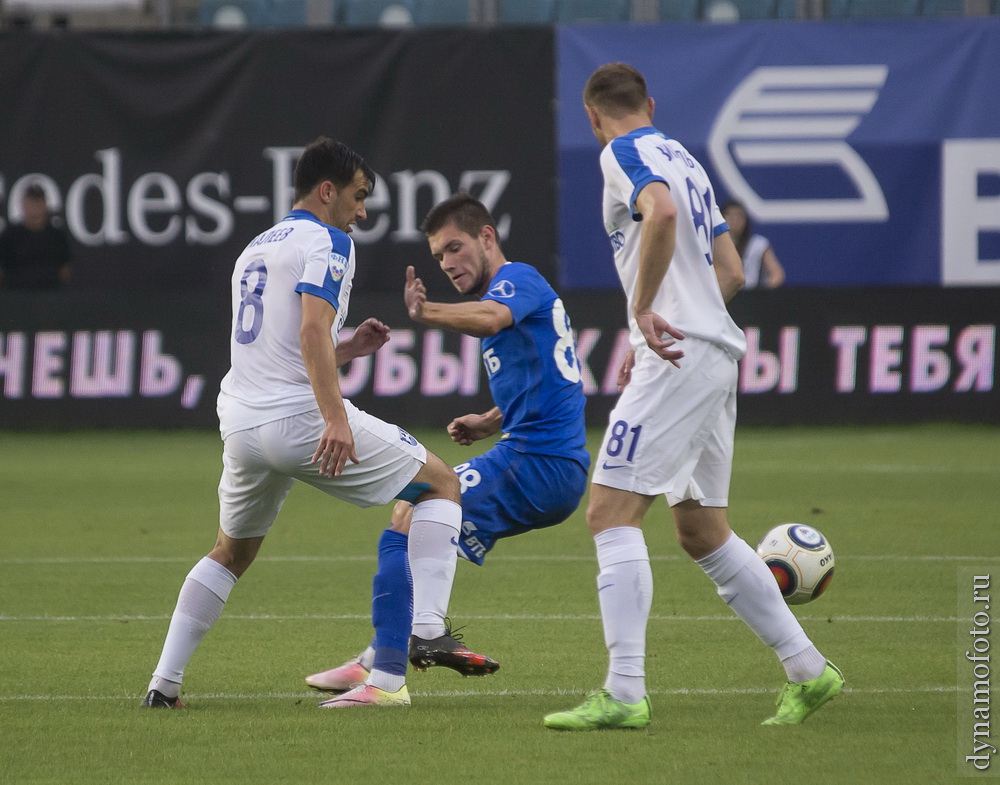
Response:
[144,425,290,708]
[307,502,413,693]
[588,485,655,705]
[677,502,827,682]
[542,483,654,730]
[404,453,499,676]
[688,511,844,726]
[143,531,262,707]
[366,520,412,692]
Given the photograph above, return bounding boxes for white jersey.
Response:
[217,209,356,439]
[600,127,746,360]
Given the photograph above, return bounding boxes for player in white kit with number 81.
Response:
[543,64,844,731]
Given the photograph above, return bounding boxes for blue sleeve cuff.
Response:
[628,176,669,221]
[295,282,339,309]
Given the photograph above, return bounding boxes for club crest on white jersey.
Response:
[329,251,348,281]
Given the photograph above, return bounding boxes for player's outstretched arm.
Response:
[447,407,502,446]
[404,266,513,338]
[336,317,390,365]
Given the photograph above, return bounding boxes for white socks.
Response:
[697,532,825,683]
[366,669,407,693]
[148,557,237,697]
[594,526,827,702]
[781,645,828,684]
[407,498,462,640]
[594,527,652,705]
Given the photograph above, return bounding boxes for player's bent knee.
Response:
[389,500,415,533]
[585,511,618,536]
[408,452,460,503]
[586,487,650,534]
[674,518,732,560]
[207,531,264,578]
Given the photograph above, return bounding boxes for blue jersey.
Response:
[479,262,588,465]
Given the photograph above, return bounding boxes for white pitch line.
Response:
[0,685,960,703]
[0,554,997,565]
[0,613,963,623]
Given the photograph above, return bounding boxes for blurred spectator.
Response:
[721,198,785,289]
[0,184,72,290]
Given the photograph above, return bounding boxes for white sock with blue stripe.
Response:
[594,526,652,705]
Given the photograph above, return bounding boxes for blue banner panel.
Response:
[557,18,1000,289]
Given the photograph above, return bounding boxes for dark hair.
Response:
[293,137,376,201]
[420,192,497,241]
[23,183,47,201]
[583,62,649,118]
[721,198,752,256]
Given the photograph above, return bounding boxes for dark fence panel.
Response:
[0,28,556,298]
[1,287,995,430]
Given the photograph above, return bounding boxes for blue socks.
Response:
[370,528,413,680]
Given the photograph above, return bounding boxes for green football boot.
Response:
[544,689,651,731]
[762,661,844,725]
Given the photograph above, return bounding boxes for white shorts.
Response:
[218,400,427,538]
[592,337,737,507]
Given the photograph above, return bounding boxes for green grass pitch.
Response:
[1,424,996,784]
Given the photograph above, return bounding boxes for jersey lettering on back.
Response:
[217,209,357,438]
[601,126,746,360]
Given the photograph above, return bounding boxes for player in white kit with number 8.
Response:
[141,138,494,709]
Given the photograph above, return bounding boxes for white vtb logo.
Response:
[708,65,889,222]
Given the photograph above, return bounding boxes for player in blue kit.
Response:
[307,193,590,707]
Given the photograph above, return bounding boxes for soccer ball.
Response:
[755,523,834,605]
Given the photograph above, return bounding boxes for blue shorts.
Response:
[453,442,588,565]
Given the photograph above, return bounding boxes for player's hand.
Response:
[312,418,358,477]
[617,348,636,392]
[635,311,685,367]
[349,318,390,357]
[404,266,427,322]
[447,413,494,445]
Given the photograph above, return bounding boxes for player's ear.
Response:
[585,104,608,144]
[647,96,655,122]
